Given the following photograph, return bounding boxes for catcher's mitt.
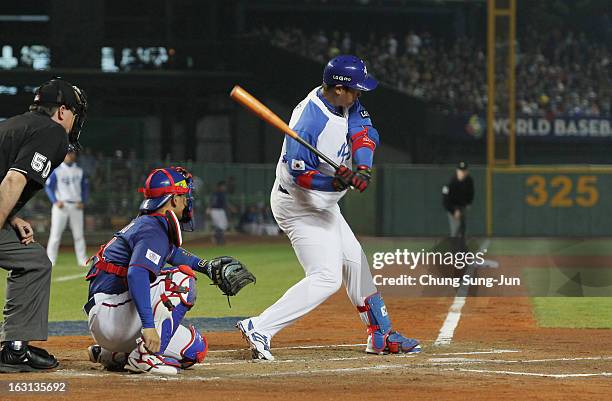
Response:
[206,256,256,297]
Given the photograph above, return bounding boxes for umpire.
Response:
[442,161,474,248]
[0,78,87,372]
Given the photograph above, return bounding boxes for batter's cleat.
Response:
[126,339,180,375]
[366,332,421,355]
[236,319,275,361]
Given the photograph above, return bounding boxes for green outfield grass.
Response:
[485,238,612,256]
[530,297,612,329]
[1,238,612,328]
[523,266,612,328]
[0,242,303,321]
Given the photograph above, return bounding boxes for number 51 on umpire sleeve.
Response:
[525,175,599,208]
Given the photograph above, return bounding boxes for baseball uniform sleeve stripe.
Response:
[8,167,28,175]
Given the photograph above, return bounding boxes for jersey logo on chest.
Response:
[337,142,351,163]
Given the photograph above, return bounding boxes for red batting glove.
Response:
[332,165,354,191]
[350,166,372,192]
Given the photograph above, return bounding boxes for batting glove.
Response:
[350,165,372,192]
[332,165,354,191]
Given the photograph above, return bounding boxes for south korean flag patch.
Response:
[291,159,306,171]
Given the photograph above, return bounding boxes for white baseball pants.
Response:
[249,181,377,338]
[210,208,228,231]
[87,273,195,359]
[46,203,88,266]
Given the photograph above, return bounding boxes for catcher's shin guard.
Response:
[357,293,420,354]
[155,265,197,353]
[166,325,208,368]
[152,266,208,368]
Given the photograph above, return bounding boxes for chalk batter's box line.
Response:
[49,353,612,382]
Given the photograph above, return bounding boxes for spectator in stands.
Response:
[259,27,610,117]
[405,30,422,55]
[238,205,262,235]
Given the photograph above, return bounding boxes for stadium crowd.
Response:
[21,151,278,237]
[256,26,610,117]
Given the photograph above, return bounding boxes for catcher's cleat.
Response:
[365,332,421,355]
[236,319,275,361]
[87,344,127,371]
[126,339,180,375]
[87,345,101,363]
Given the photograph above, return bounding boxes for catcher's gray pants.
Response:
[0,224,52,342]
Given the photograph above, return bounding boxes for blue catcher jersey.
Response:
[87,214,175,297]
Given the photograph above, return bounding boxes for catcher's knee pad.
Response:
[155,265,197,352]
[177,325,208,368]
[162,265,197,308]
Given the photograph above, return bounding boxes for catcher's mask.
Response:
[138,166,195,232]
[32,77,88,152]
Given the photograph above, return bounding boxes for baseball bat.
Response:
[229,85,340,170]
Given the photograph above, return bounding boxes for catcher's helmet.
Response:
[323,55,378,91]
[138,167,195,231]
[33,77,88,152]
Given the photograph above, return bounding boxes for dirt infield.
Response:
[1,293,610,401]
[3,247,611,400]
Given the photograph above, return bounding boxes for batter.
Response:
[238,55,421,360]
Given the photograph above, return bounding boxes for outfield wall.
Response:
[362,165,612,237]
[23,162,612,237]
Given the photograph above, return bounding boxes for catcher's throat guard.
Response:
[165,210,183,247]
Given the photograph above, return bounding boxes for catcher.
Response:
[84,166,255,375]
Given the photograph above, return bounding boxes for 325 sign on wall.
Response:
[525,175,599,207]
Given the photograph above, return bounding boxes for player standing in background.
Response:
[0,78,87,372]
[45,150,89,266]
[208,180,229,244]
[442,161,474,250]
[238,55,420,360]
[85,167,255,374]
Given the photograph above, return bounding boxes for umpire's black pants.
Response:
[0,224,52,341]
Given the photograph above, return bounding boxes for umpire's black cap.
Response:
[457,161,468,170]
[33,78,83,111]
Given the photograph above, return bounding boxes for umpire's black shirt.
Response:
[442,174,474,213]
[0,111,68,217]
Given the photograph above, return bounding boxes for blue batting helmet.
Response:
[323,55,378,91]
[138,166,195,231]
